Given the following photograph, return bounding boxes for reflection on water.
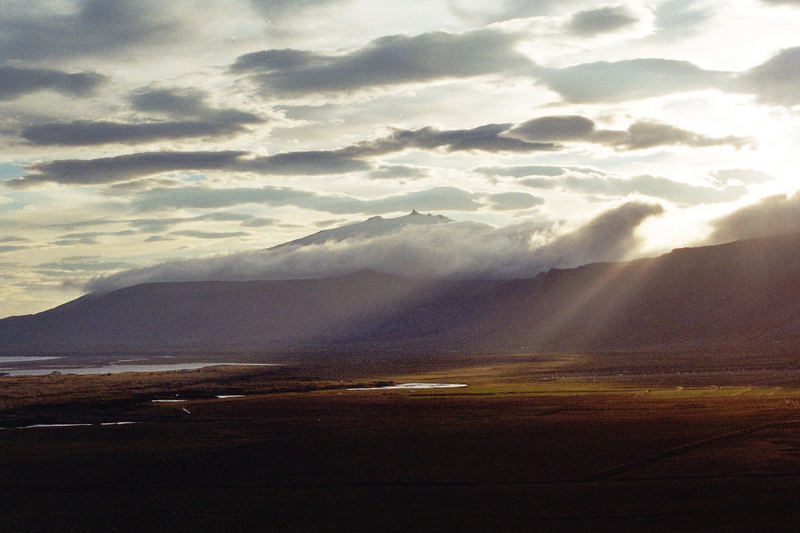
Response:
[347,382,467,390]
[0,356,62,363]
[0,362,274,376]
[1,421,140,430]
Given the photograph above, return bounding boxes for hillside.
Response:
[3,233,800,355]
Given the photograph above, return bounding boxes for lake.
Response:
[0,360,275,376]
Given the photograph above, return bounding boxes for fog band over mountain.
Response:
[86,201,662,293]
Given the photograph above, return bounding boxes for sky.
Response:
[1,0,800,317]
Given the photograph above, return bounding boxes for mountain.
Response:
[272,210,452,249]
[3,233,800,355]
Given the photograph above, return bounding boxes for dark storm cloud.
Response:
[0,66,105,101]
[535,59,730,103]
[566,6,638,35]
[520,174,747,205]
[740,47,800,106]
[231,28,532,94]
[22,88,264,146]
[131,185,484,214]
[0,1,181,60]
[506,116,749,150]
[708,192,800,243]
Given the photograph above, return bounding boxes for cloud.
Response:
[345,123,557,154]
[476,165,567,178]
[708,192,800,243]
[128,87,263,125]
[247,0,347,22]
[231,28,532,94]
[127,212,270,233]
[529,202,664,270]
[0,236,27,243]
[10,112,747,188]
[613,120,751,150]
[447,0,582,24]
[0,66,105,101]
[0,246,28,253]
[505,116,750,150]
[368,165,428,180]
[740,47,800,106]
[36,257,134,272]
[131,185,484,214]
[10,120,560,187]
[170,230,250,239]
[242,151,370,174]
[0,1,183,61]
[240,217,278,228]
[506,115,598,141]
[230,48,326,73]
[566,6,638,35]
[21,119,256,146]
[520,174,747,205]
[711,168,774,184]
[486,192,544,210]
[22,87,264,146]
[8,149,373,188]
[534,59,730,103]
[50,230,136,246]
[86,201,663,292]
[761,0,800,5]
[651,0,713,40]
[9,151,247,187]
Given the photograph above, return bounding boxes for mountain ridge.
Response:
[4,232,800,355]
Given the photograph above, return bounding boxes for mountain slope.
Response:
[272,210,452,249]
[4,233,800,355]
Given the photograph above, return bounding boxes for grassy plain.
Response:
[4,350,800,531]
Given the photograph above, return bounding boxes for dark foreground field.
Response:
[4,350,800,532]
